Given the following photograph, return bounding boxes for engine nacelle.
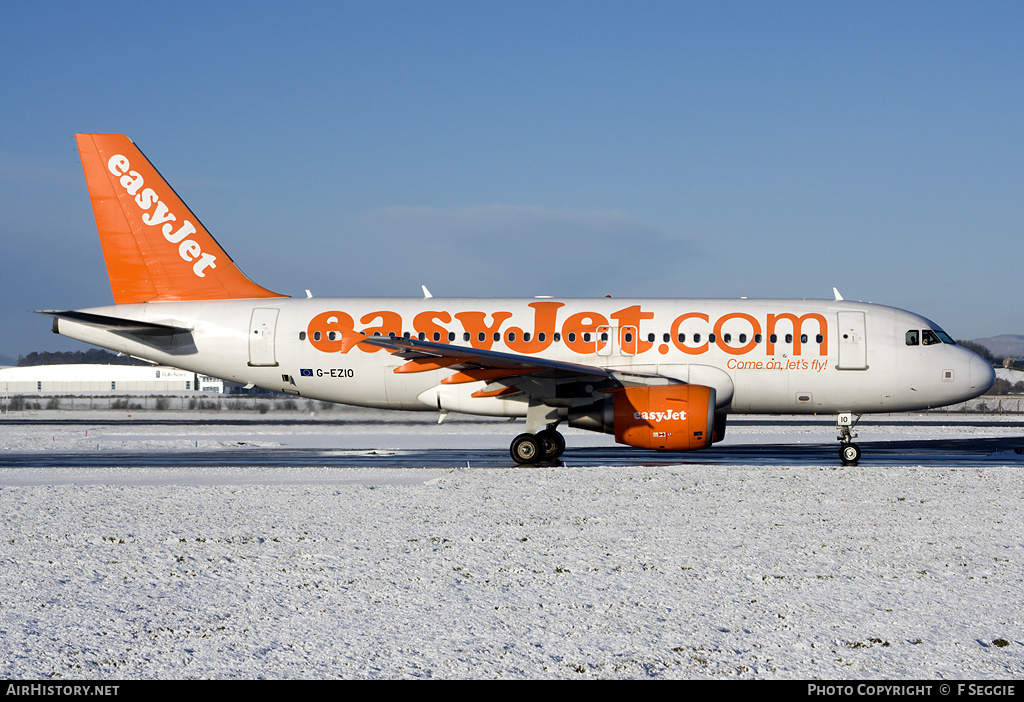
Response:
[568,384,717,451]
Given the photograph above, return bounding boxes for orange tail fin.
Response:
[75,134,286,304]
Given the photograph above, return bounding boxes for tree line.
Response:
[957,340,1024,395]
[17,349,149,367]
[957,340,1001,365]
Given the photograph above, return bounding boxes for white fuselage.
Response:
[54,296,994,417]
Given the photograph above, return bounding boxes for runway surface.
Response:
[2,417,1022,468]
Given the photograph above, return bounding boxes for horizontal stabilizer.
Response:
[37,310,192,337]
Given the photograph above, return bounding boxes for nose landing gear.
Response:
[837,412,861,465]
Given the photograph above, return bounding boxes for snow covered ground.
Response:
[1,409,1022,679]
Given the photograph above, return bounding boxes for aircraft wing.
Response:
[360,335,673,403]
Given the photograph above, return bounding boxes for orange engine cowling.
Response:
[612,385,717,451]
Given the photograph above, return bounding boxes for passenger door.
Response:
[836,311,867,370]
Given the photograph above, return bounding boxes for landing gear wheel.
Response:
[836,413,862,466]
[510,433,543,465]
[840,442,861,465]
[536,429,566,461]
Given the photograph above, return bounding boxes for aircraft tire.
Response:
[510,433,543,465]
[840,442,861,465]
[537,429,566,461]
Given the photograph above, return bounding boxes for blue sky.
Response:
[1,1,1021,361]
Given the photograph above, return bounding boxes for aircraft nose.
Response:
[969,353,996,394]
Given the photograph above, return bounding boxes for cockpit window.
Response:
[907,328,956,346]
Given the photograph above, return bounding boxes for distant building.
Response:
[0,365,224,393]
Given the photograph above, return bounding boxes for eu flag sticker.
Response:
[300,368,314,377]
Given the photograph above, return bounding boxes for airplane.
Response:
[42,134,996,466]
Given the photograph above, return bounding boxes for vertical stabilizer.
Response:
[75,134,286,303]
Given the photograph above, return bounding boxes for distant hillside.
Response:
[971,335,1024,359]
[17,349,149,367]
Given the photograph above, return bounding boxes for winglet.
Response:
[833,287,844,301]
[75,134,286,304]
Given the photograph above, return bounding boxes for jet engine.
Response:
[568,384,717,451]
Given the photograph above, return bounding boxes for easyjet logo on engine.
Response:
[634,410,687,422]
[106,155,217,278]
[305,302,830,361]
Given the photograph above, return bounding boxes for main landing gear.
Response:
[510,429,566,465]
[836,412,862,465]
